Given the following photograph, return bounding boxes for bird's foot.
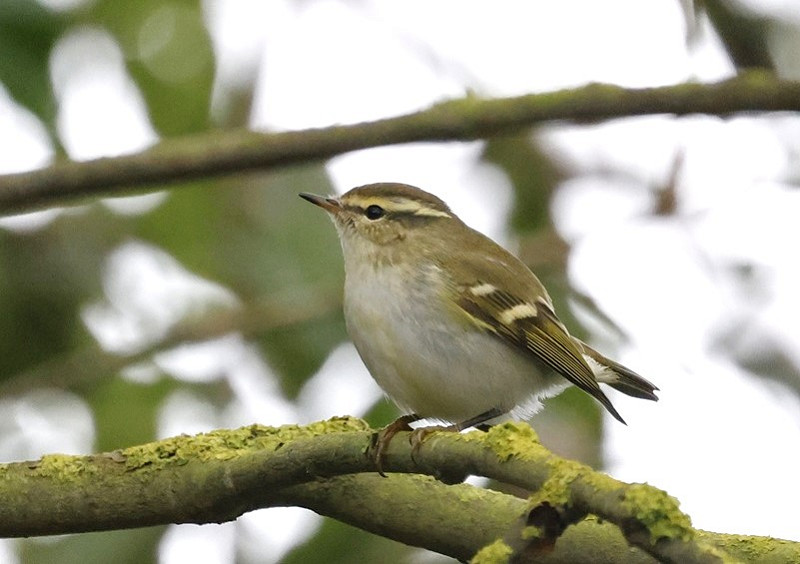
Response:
[372,411,499,476]
[371,414,420,476]
[409,424,456,464]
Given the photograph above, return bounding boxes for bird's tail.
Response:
[577,340,659,401]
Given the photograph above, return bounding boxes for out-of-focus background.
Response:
[1,0,800,562]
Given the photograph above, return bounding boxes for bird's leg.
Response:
[452,407,505,432]
[372,413,421,476]
[409,407,505,460]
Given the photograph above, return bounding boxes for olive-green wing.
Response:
[455,284,625,423]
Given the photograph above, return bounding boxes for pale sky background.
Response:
[1,0,800,562]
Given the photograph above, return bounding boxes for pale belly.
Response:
[343,265,566,423]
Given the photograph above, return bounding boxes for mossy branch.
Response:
[1,72,800,215]
[0,418,794,562]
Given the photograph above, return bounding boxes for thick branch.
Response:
[0,418,795,563]
[1,73,799,214]
[276,473,532,562]
[277,474,661,564]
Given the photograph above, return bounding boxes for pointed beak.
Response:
[299,192,342,214]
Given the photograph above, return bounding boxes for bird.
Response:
[300,182,658,469]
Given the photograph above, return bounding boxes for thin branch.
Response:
[1,73,799,215]
[0,418,795,563]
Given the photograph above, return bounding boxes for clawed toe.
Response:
[371,417,469,474]
[410,424,461,464]
[371,414,420,476]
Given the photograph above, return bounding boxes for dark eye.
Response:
[365,205,385,220]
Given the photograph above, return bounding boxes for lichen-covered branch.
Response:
[1,73,799,215]
[280,474,664,564]
[0,418,795,563]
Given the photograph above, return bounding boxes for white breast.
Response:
[342,261,565,424]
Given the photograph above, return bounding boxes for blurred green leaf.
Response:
[0,208,126,381]
[482,134,564,234]
[90,0,214,135]
[700,0,774,71]
[0,0,64,139]
[249,167,349,396]
[132,164,348,396]
[361,395,400,429]
[21,526,163,564]
[282,516,419,564]
[263,311,346,399]
[85,374,177,451]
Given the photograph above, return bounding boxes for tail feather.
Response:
[577,340,659,402]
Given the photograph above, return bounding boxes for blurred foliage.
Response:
[1,0,799,562]
[90,0,215,134]
[697,0,775,70]
[0,0,65,145]
[87,375,180,451]
[0,1,349,561]
[483,135,563,235]
[19,527,166,564]
[282,518,417,564]
[0,208,116,381]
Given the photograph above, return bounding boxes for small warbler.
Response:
[300,183,657,465]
